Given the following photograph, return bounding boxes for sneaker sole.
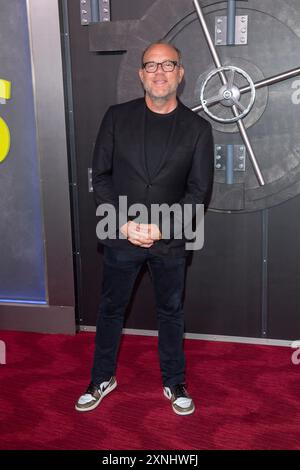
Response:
[163,388,195,416]
[75,379,117,412]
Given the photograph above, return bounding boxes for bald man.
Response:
[76,42,214,416]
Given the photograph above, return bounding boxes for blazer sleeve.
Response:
[92,106,116,206]
[161,122,214,243]
[92,107,127,237]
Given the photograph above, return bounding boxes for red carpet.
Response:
[0,330,299,450]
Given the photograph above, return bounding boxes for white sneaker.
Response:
[163,383,195,416]
[75,376,117,412]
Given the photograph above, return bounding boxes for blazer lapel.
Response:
[131,100,149,183]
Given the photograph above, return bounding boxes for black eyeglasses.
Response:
[142,60,179,73]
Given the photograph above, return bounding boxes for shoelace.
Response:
[86,382,98,395]
[172,383,189,399]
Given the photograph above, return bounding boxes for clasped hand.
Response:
[120,221,162,248]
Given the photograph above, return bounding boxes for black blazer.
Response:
[92,97,214,256]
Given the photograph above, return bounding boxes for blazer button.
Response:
[146,184,152,188]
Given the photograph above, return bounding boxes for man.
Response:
[75,41,214,416]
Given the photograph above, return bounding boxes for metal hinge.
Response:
[215,144,246,184]
[88,168,93,192]
[80,0,111,26]
[215,15,248,45]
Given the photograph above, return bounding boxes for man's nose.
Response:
[155,63,166,72]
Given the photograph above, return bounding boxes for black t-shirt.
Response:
[145,105,177,178]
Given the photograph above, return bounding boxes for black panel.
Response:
[268,195,300,340]
[184,211,262,337]
[110,0,155,20]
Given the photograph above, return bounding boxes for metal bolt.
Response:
[217,39,222,44]
[216,155,221,160]
[217,146,222,151]
[216,163,222,169]
[217,18,223,24]
[217,29,222,34]
[241,37,246,43]
[241,28,246,33]
[239,164,244,169]
[241,16,246,22]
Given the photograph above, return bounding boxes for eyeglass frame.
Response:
[142,60,181,73]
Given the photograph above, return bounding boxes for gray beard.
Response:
[145,89,176,103]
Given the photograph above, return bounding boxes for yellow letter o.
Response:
[0,116,10,163]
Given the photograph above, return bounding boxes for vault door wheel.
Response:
[200,65,256,123]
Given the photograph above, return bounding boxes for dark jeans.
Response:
[91,246,186,387]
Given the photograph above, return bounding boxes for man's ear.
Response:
[138,69,144,82]
[179,65,185,83]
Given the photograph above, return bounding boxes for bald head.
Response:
[141,42,182,67]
